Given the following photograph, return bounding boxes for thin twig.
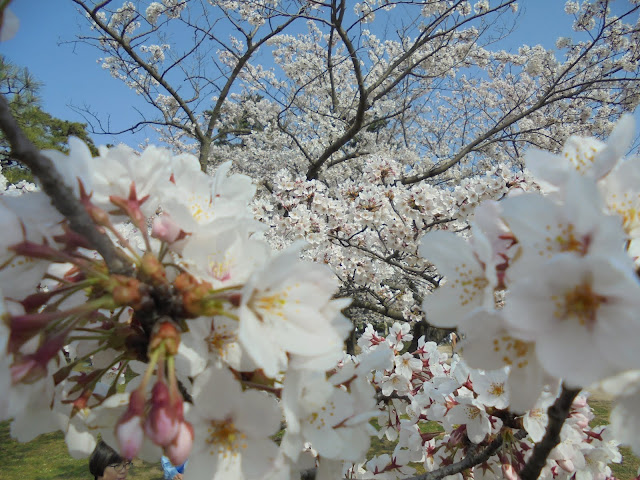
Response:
[0,95,132,275]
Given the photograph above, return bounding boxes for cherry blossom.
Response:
[187,367,282,480]
[504,254,640,387]
[238,244,351,378]
[2,0,640,478]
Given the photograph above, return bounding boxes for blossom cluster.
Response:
[0,123,635,480]
[354,323,622,480]
[253,156,534,324]
[0,139,379,479]
[418,114,640,458]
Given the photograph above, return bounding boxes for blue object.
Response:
[161,456,187,479]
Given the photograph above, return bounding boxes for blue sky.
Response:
[0,1,636,149]
[0,1,154,146]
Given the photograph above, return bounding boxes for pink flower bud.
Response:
[129,388,147,414]
[144,380,180,446]
[569,411,589,429]
[151,214,184,244]
[501,462,519,480]
[572,396,588,409]
[116,415,145,459]
[164,421,194,466]
[115,389,147,458]
[557,458,575,473]
[145,406,179,446]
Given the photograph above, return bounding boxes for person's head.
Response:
[89,439,132,480]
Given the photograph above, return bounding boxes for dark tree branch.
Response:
[348,297,406,322]
[519,385,581,480]
[72,0,205,146]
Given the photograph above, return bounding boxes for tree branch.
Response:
[518,385,581,480]
[72,1,205,142]
[305,0,368,180]
[407,430,527,480]
[348,297,407,322]
[0,95,132,275]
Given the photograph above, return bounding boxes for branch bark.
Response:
[518,385,581,480]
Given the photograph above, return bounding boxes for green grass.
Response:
[2,165,34,185]
[0,421,163,480]
[588,399,640,479]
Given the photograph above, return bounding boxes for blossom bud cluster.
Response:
[116,329,193,466]
[0,138,384,479]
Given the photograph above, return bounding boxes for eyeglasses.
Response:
[107,461,133,473]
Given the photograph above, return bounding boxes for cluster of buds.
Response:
[1,178,239,462]
[116,320,193,465]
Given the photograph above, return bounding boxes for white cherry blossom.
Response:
[418,230,494,328]
[471,368,510,410]
[238,244,350,378]
[188,367,282,480]
[525,114,635,190]
[446,396,493,444]
[504,254,640,387]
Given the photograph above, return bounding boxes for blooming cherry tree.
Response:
[2,2,640,480]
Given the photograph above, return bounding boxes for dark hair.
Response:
[89,440,124,480]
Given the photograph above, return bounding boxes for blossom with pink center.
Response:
[446,396,492,444]
[180,220,269,289]
[500,174,628,270]
[386,323,413,352]
[394,352,422,380]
